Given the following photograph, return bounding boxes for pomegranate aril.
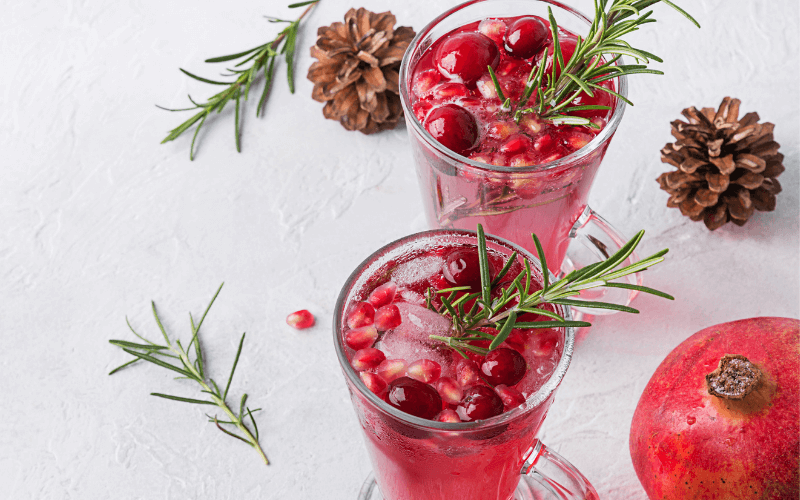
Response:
[534,133,555,154]
[509,153,536,167]
[424,104,478,157]
[487,121,519,140]
[456,385,504,421]
[407,359,442,384]
[481,347,527,386]
[413,101,433,122]
[360,371,388,396]
[455,357,483,388]
[477,18,506,45]
[376,358,408,383]
[374,304,402,331]
[435,376,464,405]
[368,281,398,308]
[567,131,593,150]
[436,408,462,423]
[345,325,379,350]
[286,310,315,329]
[495,384,526,409]
[347,301,375,329]
[504,17,549,59]
[386,376,443,420]
[351,348,386,372]
[500,133,533,155]
[431,82,471,99]
[413,69,441,96]
[435,32,500,85]
[519,114,543,134]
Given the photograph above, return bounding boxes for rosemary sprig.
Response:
[159,1,319,160]
[497,0,699,128]
[109,283,269,466]
[428,225,673,356]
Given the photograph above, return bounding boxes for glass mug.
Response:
[398,0,641,310]
[333,230,599,500]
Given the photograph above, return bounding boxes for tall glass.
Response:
[333,230,598,500]
[399,0,641,308]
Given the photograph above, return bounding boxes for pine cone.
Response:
[657,97,784,230]
[307,8,415,134]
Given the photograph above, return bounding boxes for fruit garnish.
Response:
[286,309,315,329]
[387,377,443,419]
[108,284,269,466]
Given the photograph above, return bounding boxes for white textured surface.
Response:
[1,1,798,499]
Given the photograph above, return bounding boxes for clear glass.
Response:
[333,230,598,500]
[399,0,639,297]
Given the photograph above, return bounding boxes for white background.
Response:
[2,0,798,498]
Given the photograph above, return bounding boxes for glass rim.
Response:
[398,0,628,174]
[332,229,576,431]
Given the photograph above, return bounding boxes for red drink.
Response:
[334,230,596,500]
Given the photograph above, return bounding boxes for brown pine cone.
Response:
[307,8,415,134]
[657,97,784,230]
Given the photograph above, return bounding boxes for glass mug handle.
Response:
[521,440,600,500]
[561,205,643,314]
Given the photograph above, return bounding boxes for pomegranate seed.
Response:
[481,347,527,386]
[504,17,549,59]
[478,18,507,45]
[413,69,442,96]
[344,325,379,350]
[360,371,388,396]
[407,359,442,384]
[431,82,471,99]
[435,32,500,85]
[567,132,593,150]
[476,76,499,99]
[519,114,543,134]
[413,101,433,122]
[500,133,533,155]
[509,153,537,167]
[495,384,526,409]
[534,133,555,154]
[374,304,402,331]
[435,376,464,405]
[487,121,520,140]
[347,301,375,329]
[456,385,505,421]
[386,376,443,420]
[495,59,530,77]
[286,310,315,329]
[376,358,408,383]
[455,357,483,387]
[469,152,493,165]
[531,329,560,357]
[435,408,462,423]
[368,282,397,309]
[424,104,478,157]
[351,348,386,372]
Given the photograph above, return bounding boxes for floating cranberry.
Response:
[360,371,388,396]
[286,309,315,329]
[347,301,375,329]
[436,408,462,423]
[481,347,527,386]
[374,304,402,331]
[435,32,500,85]
[495,384,526,409]
[377,358,408,383]
[368,281,398,308]
[435,376,464,405]
[443,248,495,290]
[345,325,379,350]
[424,104,478,157]
[387,376,443,420]
[351,348,386,372]
[407,359,442,384]
[456,385,505,421]
[504,17,549,59]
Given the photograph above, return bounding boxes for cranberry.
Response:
[368,281,397,308]
[374,304,402,331]
[435,32,500,85]
[481,347,527,386]
[495,384,526,409]
[351,348,386,372]
[407,359,442,384]
[345,325,379,350]
[360,371,388,396]
[456,385,505,421]
[386,377,443,420]
[286,310,314,329]
[504,17,549,59]
[442,248,495,291]
[424,104,478,157]
[376,358,408,383]
[543,36,578,79]
[347,301,375,329]
[436,408,462,423]
[435,376,464,405]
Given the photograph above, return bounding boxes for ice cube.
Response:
[391,255,444,287]
[377,303,454,376]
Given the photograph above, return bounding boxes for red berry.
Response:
[495,384,526,409]
[431,82,471,100]
[504,17,549,59]
[456,385,505,421]
[376,358,408,383]
[286,310,315,329]
[435,32,500,85]
[413,101,433,122]
[386,376,443,420]
[499,133,533,155]
[344,325,379,350]
[424,104,478,157]
[368,281,398,308]
[435,408,462,423]
[407,359,442,384]
[374,304,402,331]
[360,371,388,396]
[442,248,495,291]
[435,376,464,405]
[351,348,386,372]
[347,301,375,329]
[481,347,527,386]
[412,68,442,96]
[455,357,483,387]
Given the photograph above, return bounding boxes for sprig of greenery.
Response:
[428,225,673,357]
[490,0,699,129]
[159,1,319,160]
[109,283,269,466]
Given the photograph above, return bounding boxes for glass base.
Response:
[358,472,563,500]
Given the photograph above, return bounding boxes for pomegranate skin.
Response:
[630,317,799,500]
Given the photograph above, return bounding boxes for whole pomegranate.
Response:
[630,317,799,499]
